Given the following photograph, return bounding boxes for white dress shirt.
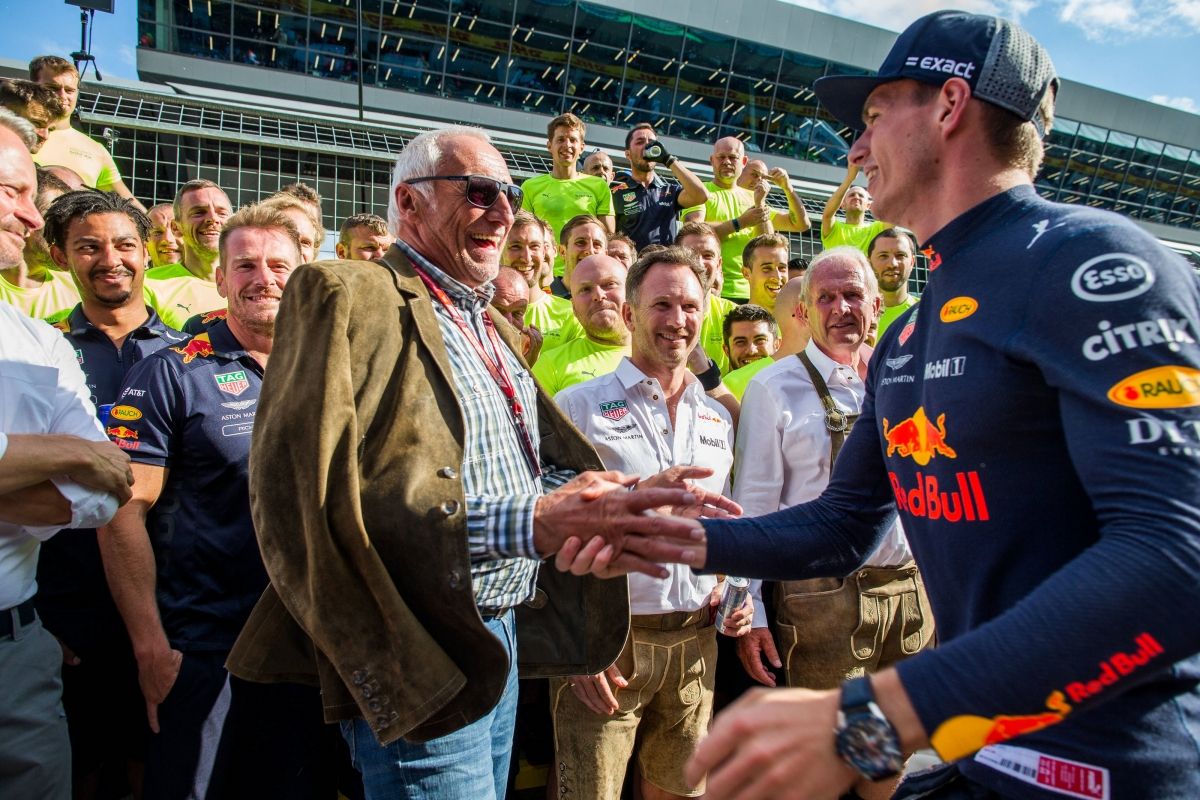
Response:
[733,339,911,626]
[0,302,117,608]
[556,358,734,614]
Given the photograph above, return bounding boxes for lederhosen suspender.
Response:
[795,351,859,469]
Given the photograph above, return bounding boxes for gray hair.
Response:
[387,125,493,236]
[0,107,37,152]
[800,246,880,306]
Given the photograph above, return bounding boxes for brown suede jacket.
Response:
[226,246,630,746]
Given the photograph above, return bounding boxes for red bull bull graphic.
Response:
[882,407,957,465]
[931,691,1071,761]
[170,332,214,364]
[106,426,138,440]
[200,308,228,324]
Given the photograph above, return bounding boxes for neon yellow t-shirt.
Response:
[34,127,122,191]
[821,219,890,254]
[722,355,775,402]
[877,295,919,339]
[521,173,614,276]
[699,294,738,375]
[532,336,629,397]
[525,292,584,353]
[0,269,80,321]
[680,182,756,300]
[143,264,223,330]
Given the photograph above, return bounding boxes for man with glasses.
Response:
[225,126,711,799]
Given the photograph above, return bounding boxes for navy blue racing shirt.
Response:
[36,305,188,651]
[706,185,1200,799]
[612,170,685,251]
[110,319,268,653]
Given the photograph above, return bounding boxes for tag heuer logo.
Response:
[215,370,250,397]
[600,400,628,421]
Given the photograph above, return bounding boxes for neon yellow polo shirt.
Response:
[821,219,890,254]
[34,127,122,191]
[532,336,629,397]
[522,173,614,277]
[722,355,775,401]
[525,292,584,353]
[699,294,738,375]
[0,269,79,321]
[680,182,756,300]
[143,264,223,331]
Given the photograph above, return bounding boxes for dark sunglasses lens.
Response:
[465,176,501,208]
[506,185,524,212]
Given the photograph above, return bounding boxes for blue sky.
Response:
[2,0,1197,114]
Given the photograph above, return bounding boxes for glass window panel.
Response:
[445,19,509,81]
[1076,124,1109,148]
[568,98,619,127]
[721,74,772,138]
[566,43,624,112]
[1053,117,1079,136]
[777,52,825,91]
[682,29,732,72]
[514,0,575,34]
[574,2,630,50]
[449,0,513,25]
[177,27,233,60]
[237,0,310,13]
[807,120,850,165]
[444,75,505,106]
[1135,136,1164,156]
[171,0,232,33]
[628,14,684,61]
[733,41,781,80]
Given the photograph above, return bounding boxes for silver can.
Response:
[714,576,750,633]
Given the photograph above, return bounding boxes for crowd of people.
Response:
[3,9,1200,800]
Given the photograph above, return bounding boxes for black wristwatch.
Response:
[834,676,904,781]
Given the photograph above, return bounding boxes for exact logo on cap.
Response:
[905,55,977,79]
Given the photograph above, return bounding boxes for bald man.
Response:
[490,265,543,364]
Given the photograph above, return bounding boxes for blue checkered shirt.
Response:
[395,240,575,610]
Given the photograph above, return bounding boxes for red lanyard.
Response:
[411,264,541,480]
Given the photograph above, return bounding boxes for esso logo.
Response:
[1070,254,1154,302]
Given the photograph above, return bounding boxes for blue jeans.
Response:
[341,612,518,800]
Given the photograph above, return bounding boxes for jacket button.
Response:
[438,466,458,479]
[449,569,462,589]
[351,670,367,686]
[440,499,460,516]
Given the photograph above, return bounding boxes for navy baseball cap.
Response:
[813,10,1059,137]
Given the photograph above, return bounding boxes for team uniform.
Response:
[552,359,733,797]
[181,308,229,336]
[706,185,1200,798]
[821,218,890,254]
[35,305,187,782]
[721,355,775,401]
[521,173,614,277]
[524,293,584,353]
[34,127,123,191]
[877,295,919,340]
[142,264,224,330]
[530,336,628,396]
[0,269,79,322]
[611,170,684,251]
[698,294,738,375]
[681,183,757,301]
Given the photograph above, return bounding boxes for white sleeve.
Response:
[731,376,787,518]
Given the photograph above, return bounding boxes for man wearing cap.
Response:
[677,10,1200,800]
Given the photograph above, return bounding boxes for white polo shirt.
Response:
[733,339,911,627]
[556,357,734,614]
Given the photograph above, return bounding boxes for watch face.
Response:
[836,713,904,781]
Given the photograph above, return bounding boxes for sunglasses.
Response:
[404,174,524,212]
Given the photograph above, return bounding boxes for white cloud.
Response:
[1149,94,1199,113]
[118,44,136,66]
[36,38,75,60]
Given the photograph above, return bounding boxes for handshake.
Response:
[532,465,733,578]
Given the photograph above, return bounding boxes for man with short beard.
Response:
[722,279,810,402]
[677,222,737,375]
[97,205,324,800]
[0,166,79,320]
[531,253,630,396]
[611,123,708,251]
[502,211,582,351]
[145,203,182,268]
[490,265,543,365]
[143,179,231,329]
[38,190,187,799]
[868,227,918,339]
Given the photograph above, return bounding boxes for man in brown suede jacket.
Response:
[226,126,726,799]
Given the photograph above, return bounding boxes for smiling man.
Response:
[222,126,706,800]
[503,211,583,352]
[143,180,232,329]
[682,10,1200,800]
[97,205,309,799]
[145,203,182,268]
[38,190,187,795]
[741,233,790,314]
[868,227,919,340]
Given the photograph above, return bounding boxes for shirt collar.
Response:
[615,356,700,395]
[804,339,859,385]
[393,238,495,312]
[63,303,182,341]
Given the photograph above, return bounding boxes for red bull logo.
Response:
[882,407,957,465]
[170,333,214,364]
[1065,632,1163,703]
[888,471,990,522]
[200,308,228,324]
[107,425,138,440]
